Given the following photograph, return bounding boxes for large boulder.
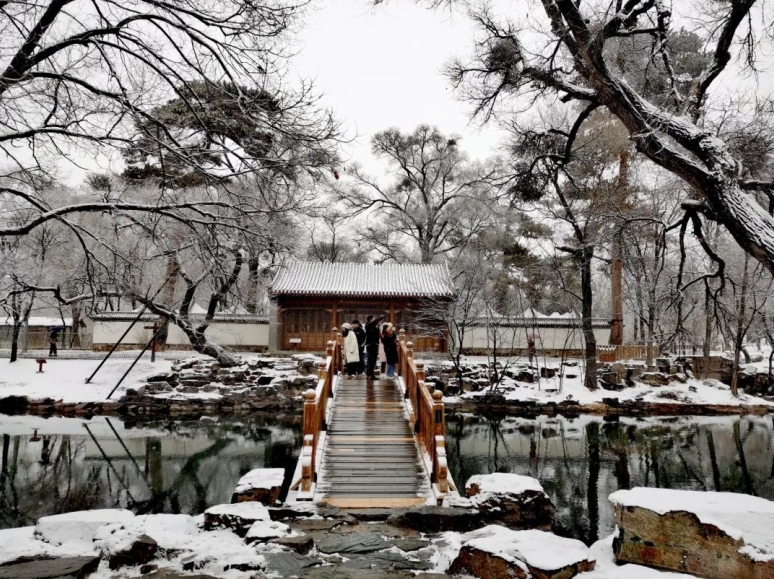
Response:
[34,509,135,548]
[243,520,292,544]
[0,556,100,579]
[610,487,774,579]
[231,468,285,505]
[449,525,595,579]
[93,524,157,570]
[204,503,270,536]
[465,473,555,530]
[386,506,482,533]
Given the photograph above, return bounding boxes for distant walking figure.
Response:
[340,323,361,376]
[48,327,60,356]
[364,314,385,380]
[382,323,398,378]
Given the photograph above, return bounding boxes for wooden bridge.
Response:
[289,329,456,508]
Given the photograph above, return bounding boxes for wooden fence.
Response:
[597,344,660,363]
[300,329,341,493]
[397,329,451,497]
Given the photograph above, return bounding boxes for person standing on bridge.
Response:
[364,314,385,380]
[351,319,366,376]
[340,323,361,376]
[382,323,398,378]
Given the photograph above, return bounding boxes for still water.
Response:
[446,414,774,543]
[1,413,773,545]
[0,414,302,530]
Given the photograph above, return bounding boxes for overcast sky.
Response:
[290,0,774,177]
[293,0,514,174]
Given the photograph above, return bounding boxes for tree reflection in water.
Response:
[0,414,301,529]
[446,414,774,544]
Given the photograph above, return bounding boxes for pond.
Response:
[1,412,773,546]
[446,414,774,544]
[0,413,302,530]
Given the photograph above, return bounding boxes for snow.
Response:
[0,358,172,402]
[466,473,545,497]
[0,316,72,327]
[427,355,774,408]
[204,502,271,521]
[35,509,135,548]
[610,487,774,562]
[0,526,94,565]
[460,525,593,571]
[0,414,164,436]
[581,533,697,578]
[244,520,291,541]
[235,467,285,493]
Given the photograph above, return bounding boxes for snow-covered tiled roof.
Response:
[270,262,456,299]
[90,312,268,323]
[1,316,73,327]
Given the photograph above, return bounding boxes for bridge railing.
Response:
[398,329,450,497]
[300,329,341,494]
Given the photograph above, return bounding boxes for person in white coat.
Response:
[340,323,361,376]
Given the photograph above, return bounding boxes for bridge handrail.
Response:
[397,329,450,495]
[300,328,341,493]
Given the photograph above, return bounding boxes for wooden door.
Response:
[283,308,331,351]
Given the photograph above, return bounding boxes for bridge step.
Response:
[318,377,431,506]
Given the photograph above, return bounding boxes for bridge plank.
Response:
[317,376,431,506]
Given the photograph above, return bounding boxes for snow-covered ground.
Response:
[0,358,172,403]
[423,355,774,408]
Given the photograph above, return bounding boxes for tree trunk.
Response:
[609,244,624,345]
[579,246,598,390]
[609,150,630,345]
[586,421,600,544]
[702,285,713,379]
[9,317,21,363]
[731,255,750,396]
[70,305,81,348]
[246,256,260,314]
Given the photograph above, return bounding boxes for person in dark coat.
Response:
[364,314,385,380]
[351,319,366,375]
[48,327,61,356]
[382,323,399,378]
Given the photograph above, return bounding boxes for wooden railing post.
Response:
[405,341,414,401]
[301,388,317,492]
[331,328,339,371]
[415,360,425,384]
[432,390,448,493]
[317,360,327,381]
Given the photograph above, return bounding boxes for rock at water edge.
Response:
[204,503,270,536]
[34,509,135,548]
[231,467,285,505]
[449,525,595,579]
[610,487,774,579]
[465,473,555,530]
[244,520,291,544]
[0,556,100,579]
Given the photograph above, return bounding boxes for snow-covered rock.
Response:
[243,520,292,544]
[204,502,270,536]
[611,487,774,579]
[449,525,595,579]
[232,467,285,505]
[34,509,135,548]
[465,473,555,530]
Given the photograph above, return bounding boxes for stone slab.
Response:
[0,557,100,579]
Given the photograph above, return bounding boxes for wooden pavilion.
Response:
[268,262,455,352]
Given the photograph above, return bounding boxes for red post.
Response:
[144,322,158,362]
[35,358,46,373]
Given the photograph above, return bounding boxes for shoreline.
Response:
[1,393,771,420]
